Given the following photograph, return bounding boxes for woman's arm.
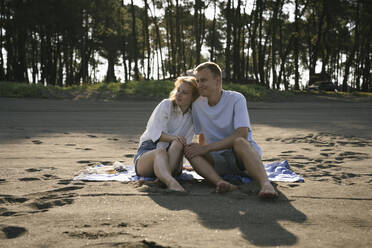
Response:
[159,132,186,145]
[159,132,176,143]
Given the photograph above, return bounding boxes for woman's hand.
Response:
[159,132,186,146]
[172,135,186,146]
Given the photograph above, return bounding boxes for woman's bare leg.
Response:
[167,140,185,176]
[136,148,185,192]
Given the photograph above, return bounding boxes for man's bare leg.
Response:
[188,155,237,193]
[233,137,278,198]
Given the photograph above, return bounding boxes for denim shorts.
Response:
[133,140,158,172]
[133,140,171,175]
[210,149,248,176]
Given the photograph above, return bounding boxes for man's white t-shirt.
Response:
[191,90,262,157]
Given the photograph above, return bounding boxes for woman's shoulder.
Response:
[157,98,172,107]
[155,99,174,113]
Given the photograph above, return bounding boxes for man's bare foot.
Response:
[258,181,278,199]
[216,180,238,193]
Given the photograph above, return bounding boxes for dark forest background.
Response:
[0,0,371,91]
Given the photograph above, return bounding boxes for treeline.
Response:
[0,0,371,91]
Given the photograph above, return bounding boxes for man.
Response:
[184,62,277,198]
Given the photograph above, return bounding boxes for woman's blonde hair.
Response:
[169,76,199,103]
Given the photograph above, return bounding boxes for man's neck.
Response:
[208,90,223,106]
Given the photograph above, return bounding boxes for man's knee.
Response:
[185,154,202,164]
[233,137,251,151]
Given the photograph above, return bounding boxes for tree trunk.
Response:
[251,0,259,82]
[224,0,232,81]
[144,0,151,80]
[271,0,282,89]
[342,0,360,91]
[293,0,300,90]
[131,0,140,80]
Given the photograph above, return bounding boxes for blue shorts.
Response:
[210,149,248,176]
[133,140,171,175]
[133,140,157,173]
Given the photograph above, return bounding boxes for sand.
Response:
[0,96,371,247]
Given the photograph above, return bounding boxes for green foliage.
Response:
[0,82,46,98]
[0,80,293,101]
[122,80,174,98]
[223,83,296,101]
[1,81,371,102]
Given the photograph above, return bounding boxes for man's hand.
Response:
[184,143,209,159]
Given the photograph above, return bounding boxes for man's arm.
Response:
[198,133,206,145]
[185,127,249,159]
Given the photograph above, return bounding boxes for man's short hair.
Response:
[194,62,222,79]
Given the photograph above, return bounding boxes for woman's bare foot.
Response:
[258,181,278,199]
[216,180,238,193]
[167,179,186,192]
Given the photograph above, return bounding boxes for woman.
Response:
[133,76,199,192]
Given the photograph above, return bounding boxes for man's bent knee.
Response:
[185,154,202,163]
[233,137,251,150]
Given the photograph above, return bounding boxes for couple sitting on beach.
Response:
[133,62,277,199]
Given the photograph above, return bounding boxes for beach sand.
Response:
[0,96,371,247]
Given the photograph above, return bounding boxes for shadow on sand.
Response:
[146,182,307,246]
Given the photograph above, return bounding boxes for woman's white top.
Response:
[139,99,194,149]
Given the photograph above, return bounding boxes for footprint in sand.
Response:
[0,208,17,217]
[302,148,312,151]
[65,144,76,146]
[18,177,41,181]
[0,226,27,239]
[50,186,83,192]
[289,162,305,168]
[57,180,72,185]
[87,135,97,138]
[0,196,29,204]
[43,174,60,180]
[28,198,74,210]
[107,138,119,141]
[63,230,126,239]
[128,139,139,144]
[40,166,57,170]
[281,151,296,154]
[124,154,134,158]
[77,160,92,164]
[32,140,43,145]
[335,151,368,161]
[0,179,6,183]
[25,168,41,172]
